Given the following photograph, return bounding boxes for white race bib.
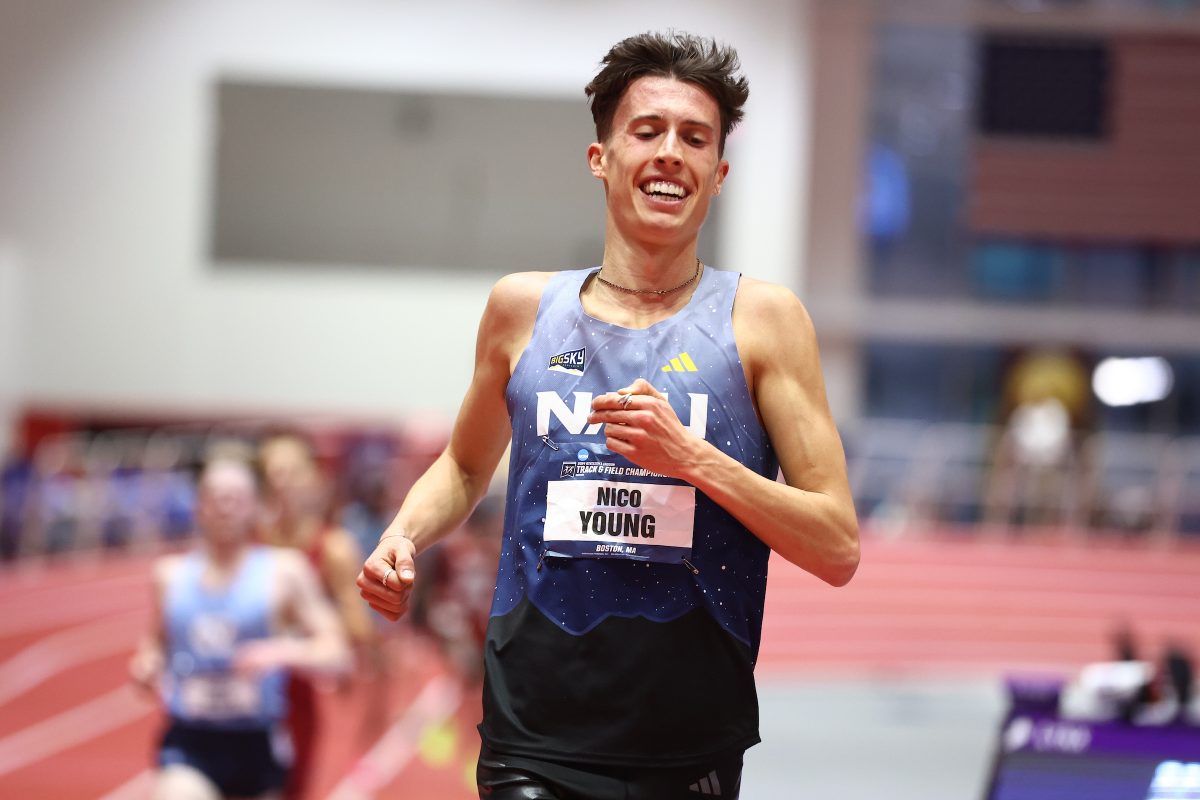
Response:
[544,479,695,562]
[178,674,263,720]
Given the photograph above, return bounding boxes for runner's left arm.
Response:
[589,282,859,586]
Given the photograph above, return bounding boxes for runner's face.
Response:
[589,76,729,247]
[196,464,258,545]
[259,437,322,516]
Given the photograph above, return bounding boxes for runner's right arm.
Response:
[128,557,171,695]
[356,272,548,622]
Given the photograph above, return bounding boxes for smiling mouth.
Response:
[640,180,689,201]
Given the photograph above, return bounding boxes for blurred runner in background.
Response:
[130,452,349,800]
[257,429,385,796]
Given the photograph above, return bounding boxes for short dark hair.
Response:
[585,31,749,156]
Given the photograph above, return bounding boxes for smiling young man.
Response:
[357,31,859,800]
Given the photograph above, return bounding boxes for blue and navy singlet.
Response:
[162,546,288,729]
[479,266,779,766]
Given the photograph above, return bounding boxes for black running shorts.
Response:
[476,743,743,800]
[158,719,290,797]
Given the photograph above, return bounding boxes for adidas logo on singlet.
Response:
[660,351,699,373]
[689,769,722,795]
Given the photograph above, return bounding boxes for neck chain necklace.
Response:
[596,258,702,297]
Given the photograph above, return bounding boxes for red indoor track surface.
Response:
[758,531,1200,679]
[2,532,1199,798]
[0,553,482,800]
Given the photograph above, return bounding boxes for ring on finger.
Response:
[382,568,396,589]
[620,393,635,409]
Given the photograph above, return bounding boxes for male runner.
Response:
[358,31,860,800]
[131,454,349,800]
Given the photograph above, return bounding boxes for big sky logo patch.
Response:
[548,347,586,376]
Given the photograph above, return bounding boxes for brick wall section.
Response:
[969,34,1200,244]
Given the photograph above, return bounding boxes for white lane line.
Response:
[0,568,147,606]
[0,610,146,707]
[325,672,464,800]
[97,768,154,800]
[0,557,150,600]
[0,584,146,638]
[0,684,154,777]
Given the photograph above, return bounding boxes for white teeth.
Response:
[641,180,686,198]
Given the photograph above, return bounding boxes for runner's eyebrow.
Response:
[628,114,715,131]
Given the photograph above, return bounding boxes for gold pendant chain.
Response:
[596,258,702,296]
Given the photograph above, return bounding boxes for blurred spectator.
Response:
[0,439,34,561]
[1105,627,1196,725]
[257,429,383,795]
[1110,625,1157,723]
[103,446,144,552]
[1163,642,1195,724]
[985,348,1091,528]
[129,454,349,800]
[338,437,400,565]
[861,142,911,264]
[32,436,82,557]
[81,435,121,552]
[142,433,197,544]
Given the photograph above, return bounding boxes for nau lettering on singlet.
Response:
[535,391,709,439]
[544,479,695,562]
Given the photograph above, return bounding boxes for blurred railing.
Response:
[845,419,1200,538]
[6,417,1200,561]
[0,419,443,561]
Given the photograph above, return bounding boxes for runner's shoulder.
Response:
[266,546,325,602]
[734,276,814,332]
[489,271,555,307]
[152,552,187,589]
[268,545,310,575]
[483,271,556,333]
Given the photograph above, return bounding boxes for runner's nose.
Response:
[654,131,683,168]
